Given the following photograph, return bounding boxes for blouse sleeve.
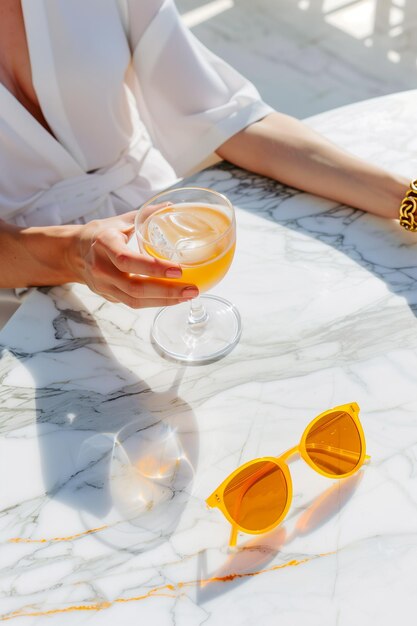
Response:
[124,0,274,177]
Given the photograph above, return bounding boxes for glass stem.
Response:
[188,296,208,327]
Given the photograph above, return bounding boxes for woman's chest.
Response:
[0,0,134,172]
[0,1,49,130]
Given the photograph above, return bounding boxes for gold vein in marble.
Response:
[8,525,108,543]
[1,553,333,621]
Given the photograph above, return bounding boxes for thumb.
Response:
[119,202,172,234]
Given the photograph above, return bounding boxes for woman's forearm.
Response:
[217,111,409,220]
[0,220,81,288]
[0,214,196,309]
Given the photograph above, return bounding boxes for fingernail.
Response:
[181,286,199,298]
[165,267,182,278]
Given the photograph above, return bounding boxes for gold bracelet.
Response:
[399,179,417,231]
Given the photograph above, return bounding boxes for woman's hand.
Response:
[73,209,198,308]
[0,209,198,307]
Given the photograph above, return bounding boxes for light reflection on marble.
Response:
[2,91,417,624]
[177,0,417,117]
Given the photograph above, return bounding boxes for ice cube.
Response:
[146,206,230,264]
[148,219,174,260]
[175,237,218,264]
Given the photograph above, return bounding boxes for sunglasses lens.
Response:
[223,461,288,531]
[305,410,362,476]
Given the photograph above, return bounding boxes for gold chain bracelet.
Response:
[399,180,417,231]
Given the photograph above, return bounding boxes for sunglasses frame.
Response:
[206,403,368,546]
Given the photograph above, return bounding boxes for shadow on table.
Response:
[19,288,198,553]
[188,162,417,330]
[196,470,362,604]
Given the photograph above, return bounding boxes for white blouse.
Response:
[0,0,273,228]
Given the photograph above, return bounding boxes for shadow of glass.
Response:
[196,471,362,603]
[7,286,199,553]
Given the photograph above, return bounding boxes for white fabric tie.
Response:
[14,157,140,227]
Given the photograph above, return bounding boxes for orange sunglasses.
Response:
[206,403,369,547]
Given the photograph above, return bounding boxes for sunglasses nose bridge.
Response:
[279,445,299,463]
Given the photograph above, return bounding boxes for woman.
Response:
[0,0,409,328]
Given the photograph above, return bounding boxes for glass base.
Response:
[151,294,242,364]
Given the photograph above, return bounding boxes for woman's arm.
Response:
[0,213,198,306]
[216,112,409,220]
[0,219,79,287]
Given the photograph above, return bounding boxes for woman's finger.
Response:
[114,275,199,300]
[138,201,173,223]
[99,229,182,278]
[104,285,196,309]
[116,203,172,231]
[101,294,119,303]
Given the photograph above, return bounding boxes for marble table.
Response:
[2,90,417,625]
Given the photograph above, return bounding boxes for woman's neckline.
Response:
[0,0,56,139]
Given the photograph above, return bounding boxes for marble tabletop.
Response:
[2,90,417,625]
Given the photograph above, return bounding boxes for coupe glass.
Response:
[135,187,241,364]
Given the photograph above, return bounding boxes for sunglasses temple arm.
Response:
[229,526,238,548]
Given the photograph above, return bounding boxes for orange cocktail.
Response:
[142,203,235,293]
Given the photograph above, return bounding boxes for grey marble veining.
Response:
[2,91,417,624]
